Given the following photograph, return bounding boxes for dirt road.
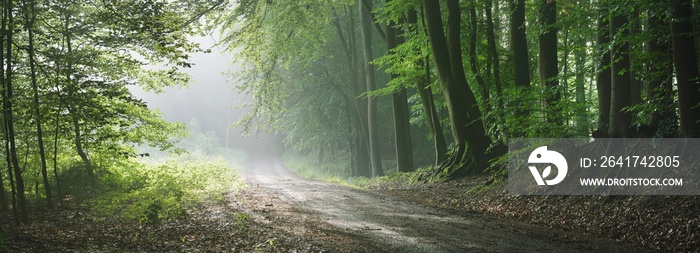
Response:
[241,159,652,252]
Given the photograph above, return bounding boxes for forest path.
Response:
[240,158,650,253]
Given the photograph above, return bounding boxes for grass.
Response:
[282,152,440,189]
[92,152,245,223]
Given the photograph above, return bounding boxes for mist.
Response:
[130,34,279,158]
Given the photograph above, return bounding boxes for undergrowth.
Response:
[283,152,445,189]
[92,152,244,223]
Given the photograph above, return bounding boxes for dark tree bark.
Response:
[646,9,677,135]
[359,0,383,177]
[23,0,53,208]
[0,1,7,212]
[423,0,491,177]
[595,4,611,136]
[670,0,700,137]
[385,0,414,173]
[1,1,16,219]
[510,0,530,88]
[608,11,632,137]
[538,0,561,124]
[3,0,29,223]
[0,158,6,211]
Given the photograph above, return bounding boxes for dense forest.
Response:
[0,0,699,251]
[219,0,700,179]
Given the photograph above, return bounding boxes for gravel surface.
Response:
[242,159,654,252]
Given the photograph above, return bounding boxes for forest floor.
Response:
[0,159,689,252]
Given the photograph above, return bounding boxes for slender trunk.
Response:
[53,103,63,205]
[1,0,16,220]
[63,13,94,177]
[538,0,560,124]
[0,0,7,213]
[670,0,700,137]
[336,2,371,177]
[608,11,632,137]
[485,0,503,113]
[4,0,29,223]
[4,123,18,224]
[385,0,413,173]
[0,156,6,211]
[574,36,587,132]
[360,0,383,177]
[24,0,52,208]
[595,4,611,136]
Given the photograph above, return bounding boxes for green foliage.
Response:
[92,153,243,223]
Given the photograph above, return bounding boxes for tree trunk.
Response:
[574,36,587,132]
[4,124,18,224]
[359,0,383,177]
[423,0,491,178]
[538,0,561,124]
[608,11,632,137]
[485,0,504,113]
[0,1,7,213]
[1,0,15,219]
[53,103,63,205]
[511,0,530,88]
[670,0,700,137]
[24,0,53,208]
[3,0,29,223]
[595,4,611,136]
[384,6,414,173]
[63,13,94,177]
[0,156,6,211]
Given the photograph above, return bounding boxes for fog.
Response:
[130,34,280,158]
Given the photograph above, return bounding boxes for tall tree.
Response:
[359,0,383,177]
[331,2,371,177]
[22,0,52,208]
[670,0,700,137]
[485,0,503,113]
[384,0,414,173]
[510,0,530,89]
[423,0,491,177]
[595,2,611,136]
[3,0,29,223]
[538,0,561,124]
[608,7,632,137]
